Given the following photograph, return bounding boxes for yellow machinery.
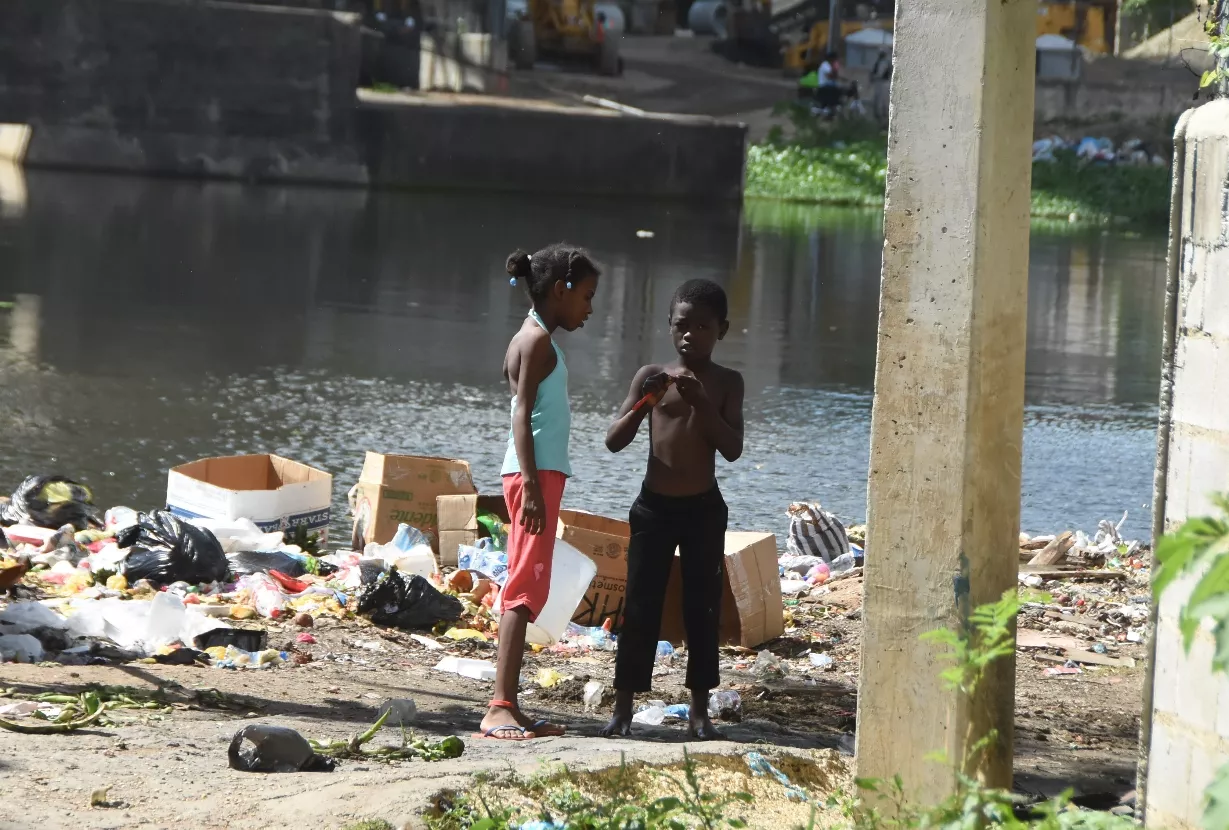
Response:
[781,0,1111,74]
[510,0,621,75]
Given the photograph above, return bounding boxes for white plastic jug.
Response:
[522,538,598,647]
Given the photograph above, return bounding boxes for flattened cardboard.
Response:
[350,453,475,552]
[436,493,510,568]
[167,454,333,543]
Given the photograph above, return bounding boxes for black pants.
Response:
[614,485,728,693]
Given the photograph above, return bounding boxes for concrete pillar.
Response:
[855,0,1036,800]
[1144,98,1229,829]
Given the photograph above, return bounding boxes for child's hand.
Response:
[673,374,710,409]
[521,480,547,536]
[640,372,672,401]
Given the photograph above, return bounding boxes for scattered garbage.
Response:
[753,649,784,676]
[365,523,437,579]
[117,511,229,587]
[633,702,667,725]
[1031,135,1166,166]
[227,550,336,579]
[357,570,462,630]
[194,628,268,652]
[228,724,336,773]
[0,475,101,531]
[708,689,742,722]
[655,640,675,666]
[583,680,604,713]
[0,632,44,662]
[786,502,849,564]
[458,540,509,585]
[809,652,834,669]
[746,751,808,802]
[433,656,497,681]
[377,698,418,726]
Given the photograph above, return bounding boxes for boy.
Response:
[600,279,744,740]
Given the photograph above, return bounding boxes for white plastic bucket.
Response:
[522,538,598,646]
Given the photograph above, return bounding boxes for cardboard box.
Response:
[167,454,333,544]
[660,532,784,649]
[437,493,510,569]
[350,453,475,552]
[557,509,632,629]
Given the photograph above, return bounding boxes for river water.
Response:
[0,170,1166,542]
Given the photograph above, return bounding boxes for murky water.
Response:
[0,170,1167,541]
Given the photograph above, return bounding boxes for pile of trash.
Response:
[1032,135,1167,166]
[0,474,503,668]
[777,502,865,596]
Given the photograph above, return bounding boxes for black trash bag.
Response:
[226,550,337,579]
[0,475,102,531]
[356,569,463,630]
[116,511,229,586]
[357,559,386,586]
[228,724,335,773]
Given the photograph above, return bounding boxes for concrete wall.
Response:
[0,0,368,182]
[358,92,748,199]
[0,0,745,198]
[1147,98,1229,828]
[1035,78,1197,125]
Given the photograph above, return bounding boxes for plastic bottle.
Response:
[632,705,666,726]
[707,689,741,720]
[655,640,675,665]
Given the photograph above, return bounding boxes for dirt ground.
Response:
[0,567,1146,829]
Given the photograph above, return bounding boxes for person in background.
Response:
[871,49,891,123]
[815,50,844,112]
[600,279,745,741]
[479,244,600,741]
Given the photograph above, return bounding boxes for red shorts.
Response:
[501,470,567,621]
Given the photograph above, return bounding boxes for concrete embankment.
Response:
[0,0,746,200]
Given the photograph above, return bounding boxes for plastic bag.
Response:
[457,539,508,585]
[228,724,335,773]
[357,569,462,630]
[117,511,229,586]
[226,550,336,579]
[0,475,101,531]
[786,502,849,565]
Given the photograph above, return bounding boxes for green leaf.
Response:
[854,777,883,792]
[1204,762,1229,830]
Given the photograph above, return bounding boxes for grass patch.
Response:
[745,107,1172,228]
[426,750,848,830]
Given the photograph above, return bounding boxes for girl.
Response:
[479,243,600,741]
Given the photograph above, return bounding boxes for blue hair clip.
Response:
[509,277,517,286]
[566,281,574,289]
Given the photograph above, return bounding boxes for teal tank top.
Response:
[502,310,572,477]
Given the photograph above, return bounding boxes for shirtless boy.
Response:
[600,279,744,740]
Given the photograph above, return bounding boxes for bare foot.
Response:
[600,712,633,738]
[688,711,723,741]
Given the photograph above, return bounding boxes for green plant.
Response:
[1199,0,1228,91]
[426,751,754,830]
[921,589,1020,697]
[1153,494,1229,828]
